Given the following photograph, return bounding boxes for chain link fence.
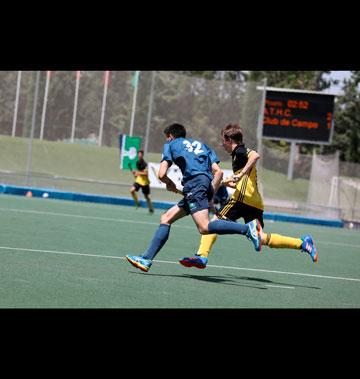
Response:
[0,71,359,222]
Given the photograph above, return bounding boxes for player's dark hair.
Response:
[164,123,186,139]
[138,150,144,155]
[221,123,243,143]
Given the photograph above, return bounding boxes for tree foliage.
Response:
[132,71,251,160]
[0,70,358,163]
[247,71,346,157]
[248,71,336,91]
[324,71,360,162]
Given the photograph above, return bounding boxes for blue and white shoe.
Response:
[301,235,318,263]
[246,219,262,252]
[179,255,208,269]
[126,255,152,272]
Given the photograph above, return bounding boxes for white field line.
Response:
[0,246,360,284]
[0,207,192,229]
[1,207,359,249]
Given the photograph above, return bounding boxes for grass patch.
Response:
[0,136,309,202]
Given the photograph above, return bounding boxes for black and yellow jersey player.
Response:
[179,123,318,270]
[220,142,264,224]
[130,150,154,213]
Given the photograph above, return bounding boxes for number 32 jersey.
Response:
[161,137,220,184]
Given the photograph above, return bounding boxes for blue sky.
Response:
[327,71,352,94]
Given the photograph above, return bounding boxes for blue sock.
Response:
[208,219,248,235]
[142,224,170,260]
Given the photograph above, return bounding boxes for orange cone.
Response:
[25,191,33,198]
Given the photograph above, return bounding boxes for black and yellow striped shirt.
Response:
[135,159,150,186]
[230,144,264,211]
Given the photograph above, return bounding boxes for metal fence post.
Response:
[12,71,22,137]
[26,71,40,185]
[40,71,51,140]
[71,71,81,143]
[99,71,110,146]
[144,71,156,155]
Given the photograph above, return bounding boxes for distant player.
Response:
[130,150,154,214]
[125,123,262,272]
[179,123,318,269]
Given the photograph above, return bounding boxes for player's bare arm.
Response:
[222,176,237,188]
[211,162,223,194]
[158,160,178,193]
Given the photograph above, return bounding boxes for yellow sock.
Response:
[131,192,139,207]
[146,198,154,212]
[197,234,217,258]
[264,233,302,249]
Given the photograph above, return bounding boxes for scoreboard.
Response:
[262,87,335,144]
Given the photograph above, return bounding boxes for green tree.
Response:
[0,71,36,138]
[247,71,340,156]
[137,71,252,159]
[248,71,336,90]
[178,71,248,82]
[324,71,360,162]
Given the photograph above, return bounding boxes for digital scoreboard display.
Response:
[262,88,335,144]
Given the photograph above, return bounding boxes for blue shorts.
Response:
[177,175,214,215]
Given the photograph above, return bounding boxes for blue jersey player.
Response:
[125,123,262,272]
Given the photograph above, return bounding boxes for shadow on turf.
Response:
[129,271,265,289]
[224,273,321,290]
[129,271,321,290]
